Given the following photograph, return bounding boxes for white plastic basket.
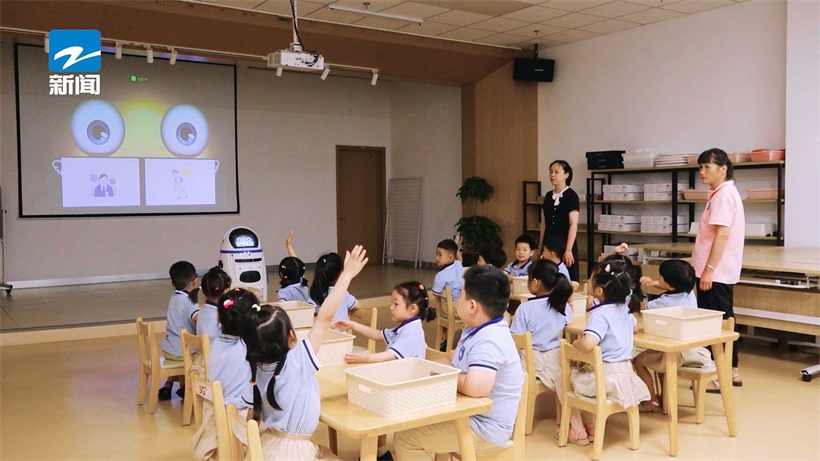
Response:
[344,358,460,417]
[642,306,723,341]
[295,328,354,367]
[511,276,530,295]
[275,301,315,329]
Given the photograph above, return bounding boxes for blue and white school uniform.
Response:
[256,339,333,461]
[557,262,571,281]
[192,334,252,461]
[382,316,426,359]
[638,290,711,370]
[433,260,464,301]
[504,260,532,277]
[452,317,523,447]
[509,295,571,391]
[278,282,318,311]
[571,302,650,408]
[161,290,199,359]
[196,301,220,344]
[328,286,358,323]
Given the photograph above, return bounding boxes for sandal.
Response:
[705,380,721,394]
[639,400,662,413]
[584,423,595,442]
[732,373,743,387]
[555,427,591,446]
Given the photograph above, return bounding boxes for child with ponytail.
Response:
[278,230,317,309]
[196,267,232,344]
[310,252,361,323]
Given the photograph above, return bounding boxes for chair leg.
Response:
[182,379,193,426]
[435,324,444,350]
[328,427,338,455]
[446,324,456,354]
[695,377,707,424]
[137,370,147,406]
[591,413,607,461]
[525,384,536,435]
[626,406,640,450]
[554,392,562,427]
[147,372,161,414]
[557,403,571,447]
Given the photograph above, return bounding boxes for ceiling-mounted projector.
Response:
[267,49,324,71]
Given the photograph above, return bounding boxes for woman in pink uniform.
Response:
[691,148,745,390]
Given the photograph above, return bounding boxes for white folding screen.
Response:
[383,178,423,268]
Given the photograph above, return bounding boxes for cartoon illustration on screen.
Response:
[93,173,115,197]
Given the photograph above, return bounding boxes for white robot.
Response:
[218,227,267,301]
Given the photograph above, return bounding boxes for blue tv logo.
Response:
[49,30,101,72]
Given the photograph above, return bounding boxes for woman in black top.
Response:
[539,160,580,281]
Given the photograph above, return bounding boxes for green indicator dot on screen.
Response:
[130,75,136,82]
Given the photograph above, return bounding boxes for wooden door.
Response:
[336,146,385,264]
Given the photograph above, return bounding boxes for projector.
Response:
[267,49,325,71]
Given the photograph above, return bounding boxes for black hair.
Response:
[541,234,566,257]
[217,288,259,336]
[697,148,734,180]
[658,259,696,293]
[549,160,574,186]
[528,260,572,316]
[242,303,294,416]
[462,265,509,319]
[514,234,537,251]
[437,239,458,255]
[309,252,342,307]
[169,261,197,291]
[602,254,644,313]
[479,244,507,269]
[99,173,108,180]
[590,260,639,313]
[278,256,307,289]
[201,267,231,299]
[394,281,436,322]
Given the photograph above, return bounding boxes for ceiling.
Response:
[204,0,746,51]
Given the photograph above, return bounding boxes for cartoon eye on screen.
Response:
[161,104,209,157]
[71,100,126,156]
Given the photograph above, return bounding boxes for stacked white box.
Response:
[600,214,641,224]
[640,223,689,234]
[640,215,688,225]
[603,192,644,201]
[643,183,686,193]
[645,192,684,201]
[607,223,641,232]
[602,184,643,193]
[603,244,638,256]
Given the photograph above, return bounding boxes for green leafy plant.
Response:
[455,176,502,256]
[457,176,494,215]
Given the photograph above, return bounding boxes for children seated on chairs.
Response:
[393,265,524,459]
[540,235,578,290]
[510,260,573,392]
[558,261,651,446]
[432,239,464,301]
[310,252,361,324]
[633,259,712,412]
[196,267,231,344]
[477,244,507,269]
[504,234,537,280]
[159,260,200,401]
[192,288,257,461]
[334,281,436,461]
[278,230,318,309]
[242,245,367,461]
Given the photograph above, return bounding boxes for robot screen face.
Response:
[233,234,257,249]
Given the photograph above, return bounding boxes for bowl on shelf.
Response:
[727,152,752,163]
[747,188,783,200]
[750,149,785,162]
[682,189,710,201]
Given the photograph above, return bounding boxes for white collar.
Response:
[553,186,569,206]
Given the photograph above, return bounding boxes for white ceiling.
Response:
[202,0,745,50]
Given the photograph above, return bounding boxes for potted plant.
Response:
[455,176,502,266]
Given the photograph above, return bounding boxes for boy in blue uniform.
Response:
[394,265,524,460]
[504,234,536,279]
[159,260,200,401]
[432,239,464,301]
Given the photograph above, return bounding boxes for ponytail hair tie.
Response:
[604,264,611,273]
[252,304,261,312]
[223,299,234,309]
[250,381,257,386]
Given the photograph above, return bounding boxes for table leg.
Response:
[454,417,477,461]
[328,427,338,455]
[359,436,378,461]
[712,341,737,437]
[664,351,678,457]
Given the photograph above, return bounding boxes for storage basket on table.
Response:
[642,306,723,341]
[344,358,460,417]
[276,301,315,329]
[511,276,529,295]
[295,328,354,366]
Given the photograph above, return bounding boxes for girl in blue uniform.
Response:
[243,246,368,461]
[310,252,361,323]
[196,267,231,344]
[277,230,317,309]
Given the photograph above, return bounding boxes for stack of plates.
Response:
[654,153,690,167]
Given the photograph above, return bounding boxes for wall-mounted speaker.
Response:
[513,57,555,82]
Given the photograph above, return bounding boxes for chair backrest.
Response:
[436,287,455,320]
[511,332,535,382]
[181,329,211,380]
[425,347,449,362]
[226,403,263,461]
[136,317,158,369]
[191,369,231,457]
[559,338,606,403]
[357,295,391,353]
[512,372,529,453]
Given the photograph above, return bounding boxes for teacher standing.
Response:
[691,148,745,389]
[539,160,580,282]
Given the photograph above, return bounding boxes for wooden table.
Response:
[565,316,739,457]
[317,364,493,461]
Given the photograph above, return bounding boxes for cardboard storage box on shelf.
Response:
[512,276,529,295]
[607,223,641,232]
[295,328,354,366]
[603,192,644,201]
[644,192,682,201]
[600,214,641,224]
[644,183,686,193]
[602,184,643,193]
[642,306,723,341]
[277,301,315,329]
[344,358,460,417]
[745,223,776,237]
[640,215,688,225]
[641,223,688,234]
[603,244,638,256]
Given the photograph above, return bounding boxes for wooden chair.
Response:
[190,369,231,460]
[226,403,263,461]
[434,287,463,353]
[558,339,639,461]
[356,295,391,353]
[512,332,560,435]
[677,318,735,424]
[449,373,529,461]
[426,346,450,362]
[181,329,211,426]
[135,317,185,414]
